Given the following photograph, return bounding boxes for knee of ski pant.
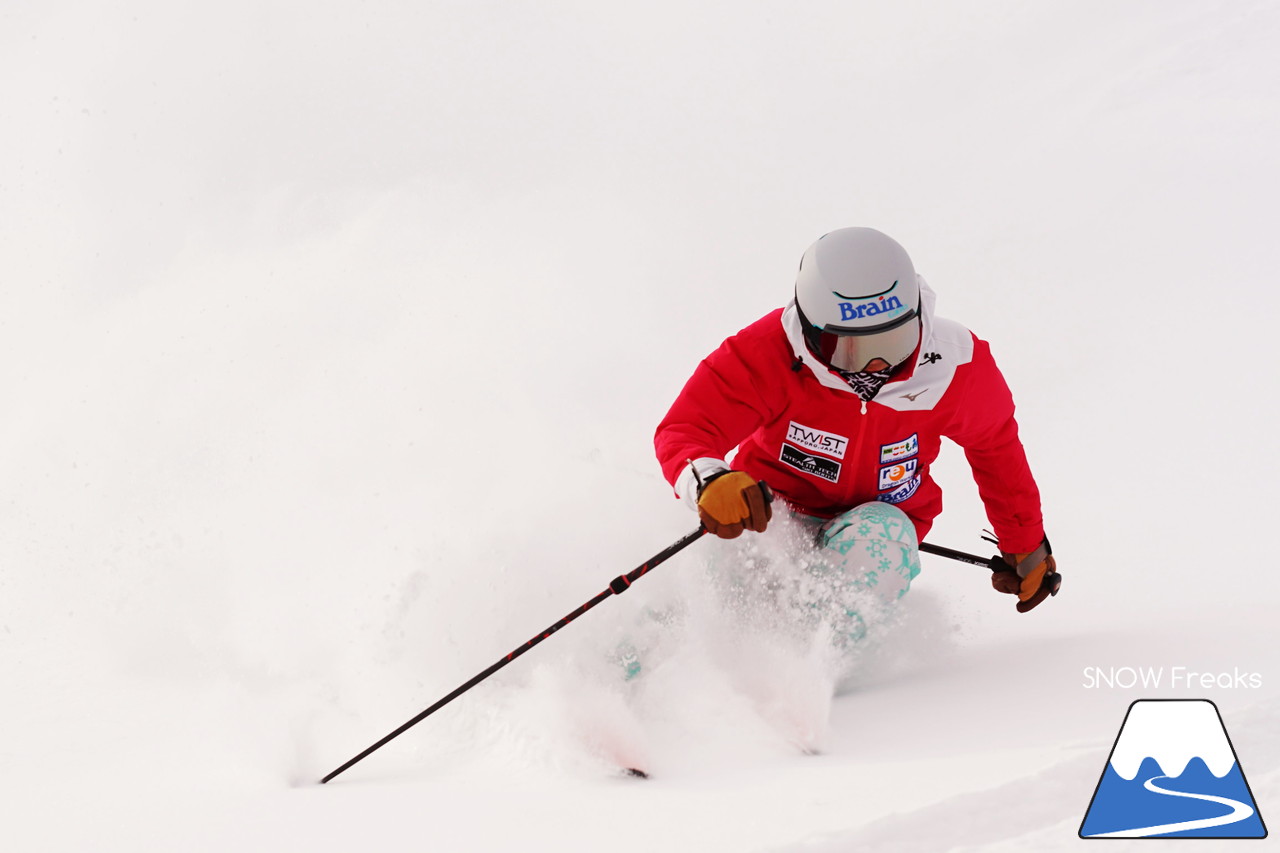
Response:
[817,501,922,590]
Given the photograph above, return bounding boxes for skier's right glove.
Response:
[990,539,1061,613]
[697,471,772,539]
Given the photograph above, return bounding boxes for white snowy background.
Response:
[3,1,1278,850]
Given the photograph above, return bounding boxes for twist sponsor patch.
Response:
[880,434,919,464]
[878,458,918,491]
[779,442,841,483]
[785,421,849,459]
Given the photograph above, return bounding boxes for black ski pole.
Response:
[920,540,1062,596]
[918,541,998,568]
[320,525,708,784]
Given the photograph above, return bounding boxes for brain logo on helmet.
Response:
[834,281,907,323]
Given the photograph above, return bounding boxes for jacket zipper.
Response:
[850,399,871,497]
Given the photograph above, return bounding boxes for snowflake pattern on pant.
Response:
[694,501,924,682]
[796,501,921,648]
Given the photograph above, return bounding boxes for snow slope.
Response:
[2,1,1278,850]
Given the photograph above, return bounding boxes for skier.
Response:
[654,227,1059,637]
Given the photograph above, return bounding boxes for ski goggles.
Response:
[810,316,921,373]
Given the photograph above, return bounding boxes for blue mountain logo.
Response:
[1080,699,1267,839]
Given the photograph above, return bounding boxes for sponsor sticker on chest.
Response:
[876,475,920,505]
[785,421,849,459]
[879,433,919,464]
[779,443,841,482]
[878,458,918,491]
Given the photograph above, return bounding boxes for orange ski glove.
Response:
[696,471,772,539]
[991,539,1061,613]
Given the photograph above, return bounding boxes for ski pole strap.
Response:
[1013,540,1052,579]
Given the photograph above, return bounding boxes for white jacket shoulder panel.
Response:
[876,315,974,412]
[782,274,975,411]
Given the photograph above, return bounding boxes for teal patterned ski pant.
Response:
[792,501,922,647]
[613,501,923,681]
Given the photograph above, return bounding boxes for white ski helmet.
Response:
[795,227,922,372]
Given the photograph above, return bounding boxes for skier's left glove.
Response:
[696,471,772,539]
[990,539,1060,613]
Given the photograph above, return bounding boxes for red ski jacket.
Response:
[654,281,1045,553]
